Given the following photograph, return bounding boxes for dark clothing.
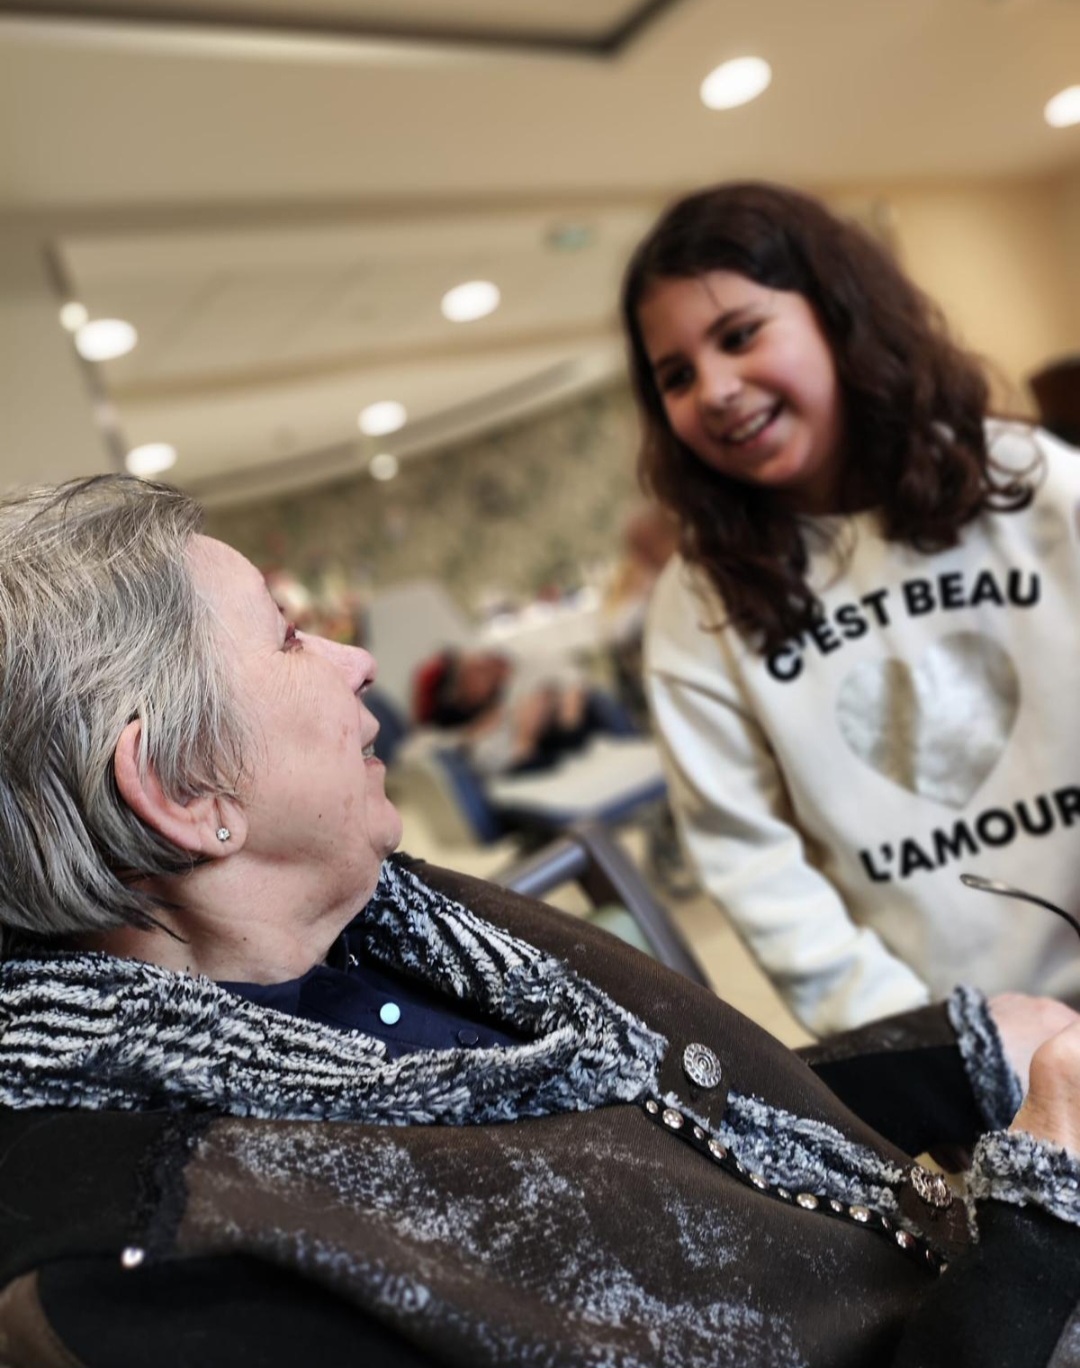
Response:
[221,914,525,1057]
[508,691,635,774]
[1,856,1079,1368]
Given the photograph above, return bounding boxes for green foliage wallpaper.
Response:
[207,381,642,622]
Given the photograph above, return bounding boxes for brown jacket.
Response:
[1,856,1078,1368]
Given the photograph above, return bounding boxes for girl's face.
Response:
[637,271,846,515]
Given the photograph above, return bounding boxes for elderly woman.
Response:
[2,476,1080,1368]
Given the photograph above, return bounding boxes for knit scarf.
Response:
[0,855,666,1125]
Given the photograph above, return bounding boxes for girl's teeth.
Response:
[727,410,773,444]
[362,743,375,759]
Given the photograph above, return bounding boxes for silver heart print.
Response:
[835,632,1019,809]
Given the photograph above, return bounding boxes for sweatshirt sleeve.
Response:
[645,565,931,1037]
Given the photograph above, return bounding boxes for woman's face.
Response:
[188,536,402,906]
[637,271,846,515]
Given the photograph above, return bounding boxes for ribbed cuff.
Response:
[969,1129,1080,1229]
[946,984,1023,1132]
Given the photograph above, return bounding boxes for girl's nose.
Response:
[700,361,742,411]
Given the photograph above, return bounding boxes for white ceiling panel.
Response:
[58,205,650,390]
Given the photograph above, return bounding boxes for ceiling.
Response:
[2,0,1080,502]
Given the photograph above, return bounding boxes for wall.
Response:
[880,177,1079,405]
[208,382,641,619]
[0,229,110,489]
[1055,162,1080,352]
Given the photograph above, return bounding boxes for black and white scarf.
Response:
[0,856,666,1126]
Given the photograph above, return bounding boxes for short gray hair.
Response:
[0,475,246,951]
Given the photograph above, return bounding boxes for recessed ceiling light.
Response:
[441,280,500,323]
[700,57,772,111]
[358,400,407,436]
[369,452,399,481]
[75,318,138,362]
[1045,85,1080,128]
[59,301,88,332]
[125,443,177,477]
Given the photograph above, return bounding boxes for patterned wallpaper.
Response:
[207,381,643,623]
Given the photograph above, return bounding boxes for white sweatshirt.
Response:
[646,425,1080,1035]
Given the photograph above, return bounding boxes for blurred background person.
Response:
[412,646,630,775]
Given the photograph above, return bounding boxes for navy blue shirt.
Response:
[221,915,526,1059]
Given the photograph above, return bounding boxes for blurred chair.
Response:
[496,821,710,987]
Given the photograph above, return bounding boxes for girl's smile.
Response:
[637,271,847,515]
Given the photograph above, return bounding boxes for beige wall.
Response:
[0,229,110,488]
[830,168,1080,409]
[1055,162,1080,351]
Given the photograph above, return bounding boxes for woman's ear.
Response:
[113,720,246,857]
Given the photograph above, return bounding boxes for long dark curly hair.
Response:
[621,181,1035,654]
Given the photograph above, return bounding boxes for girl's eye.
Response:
[658,364,693,394]
[722,322,760,352]
[283,622,302,651]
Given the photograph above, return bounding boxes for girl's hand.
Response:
[1009,1019,1080,1155]
[988,992,1080,1095]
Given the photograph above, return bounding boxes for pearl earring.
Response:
[216,826,231,843]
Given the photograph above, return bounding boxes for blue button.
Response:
[457,1028,480,1047]
[379,1002,401,1026]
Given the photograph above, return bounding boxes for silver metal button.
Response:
[829,1199,844,1213]
[692,1125,705,1140]
[895,1230,916,1251]
[777,1187,792,1202]
[645,1099,660,1115]
[662,1108,684,1130]
[910,1164,953,1209]
[749,1172,768,1191]
[707,1139,727,1162]
[796,1193,819,1210]
[682,1042,723,1090]
[120,1247,145,1270]
[849,1205,871,1224]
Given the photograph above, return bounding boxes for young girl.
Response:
[623,181,1080,1035]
